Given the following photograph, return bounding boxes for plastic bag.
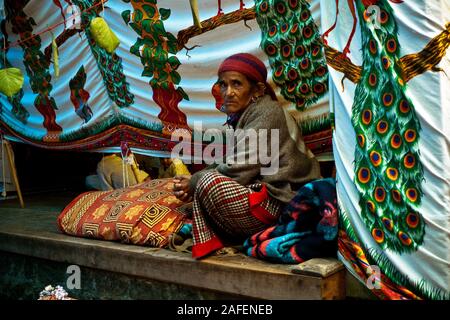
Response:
[90,17,120,54]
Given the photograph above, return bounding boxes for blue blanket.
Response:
[243,178,338,263]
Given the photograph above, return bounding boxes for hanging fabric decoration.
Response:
[69,65,92,123]
[90,17,120,54]
[255,0,329,110]
[323,0,450,299]
[1,0,331,155]
[0,67,24,98]
[51,32,59,79]
[189,0,202,29]
[123,0,189,134]
[7,2,63,141]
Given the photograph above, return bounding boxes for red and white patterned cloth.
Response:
[191,171,283,258]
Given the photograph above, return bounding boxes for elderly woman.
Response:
[173,53,321,259]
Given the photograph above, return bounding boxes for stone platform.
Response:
[0,192,355,300]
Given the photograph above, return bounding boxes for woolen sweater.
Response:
[190,95,321,203]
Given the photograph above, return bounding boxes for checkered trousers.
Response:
[191,171,283,259]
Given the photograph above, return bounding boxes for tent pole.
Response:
[4,140,25,208]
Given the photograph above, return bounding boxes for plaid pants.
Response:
[192,171,283,258]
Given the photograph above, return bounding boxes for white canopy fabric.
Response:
[0,0,329,157]
[321,0,449,299]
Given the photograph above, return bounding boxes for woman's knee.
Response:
[195,171,231,196]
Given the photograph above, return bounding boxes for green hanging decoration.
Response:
[189,0,202,29]
[51,31,59,79]
[0,35,29,124]
[0,67,24,98]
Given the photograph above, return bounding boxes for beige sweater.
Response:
[190,95,321,203]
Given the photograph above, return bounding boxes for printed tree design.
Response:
[122,0,189,135]
[6,0,62,141]
[72,0,135,109]
[0,35,29,124]
[69,65,93,123]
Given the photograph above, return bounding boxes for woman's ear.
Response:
[255,82,266,97]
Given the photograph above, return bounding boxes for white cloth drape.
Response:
[1,0,328,150]
[321,0,450,297]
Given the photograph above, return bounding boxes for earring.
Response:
[251,96,258,103]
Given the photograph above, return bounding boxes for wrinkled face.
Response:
[217,71,256,114]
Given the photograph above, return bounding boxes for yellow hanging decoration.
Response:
[90,17,120,54]
[51,32,59,79]
[0,68,24,98]
[189,0,202,29]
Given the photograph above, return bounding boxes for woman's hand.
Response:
[173,175,193,202]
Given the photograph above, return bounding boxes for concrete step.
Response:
[0,204,346,300]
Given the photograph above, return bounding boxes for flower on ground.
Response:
[38,285,70,300]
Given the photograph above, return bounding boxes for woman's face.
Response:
[217,71,256,114]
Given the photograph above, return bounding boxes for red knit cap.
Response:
[218,53,278,101]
